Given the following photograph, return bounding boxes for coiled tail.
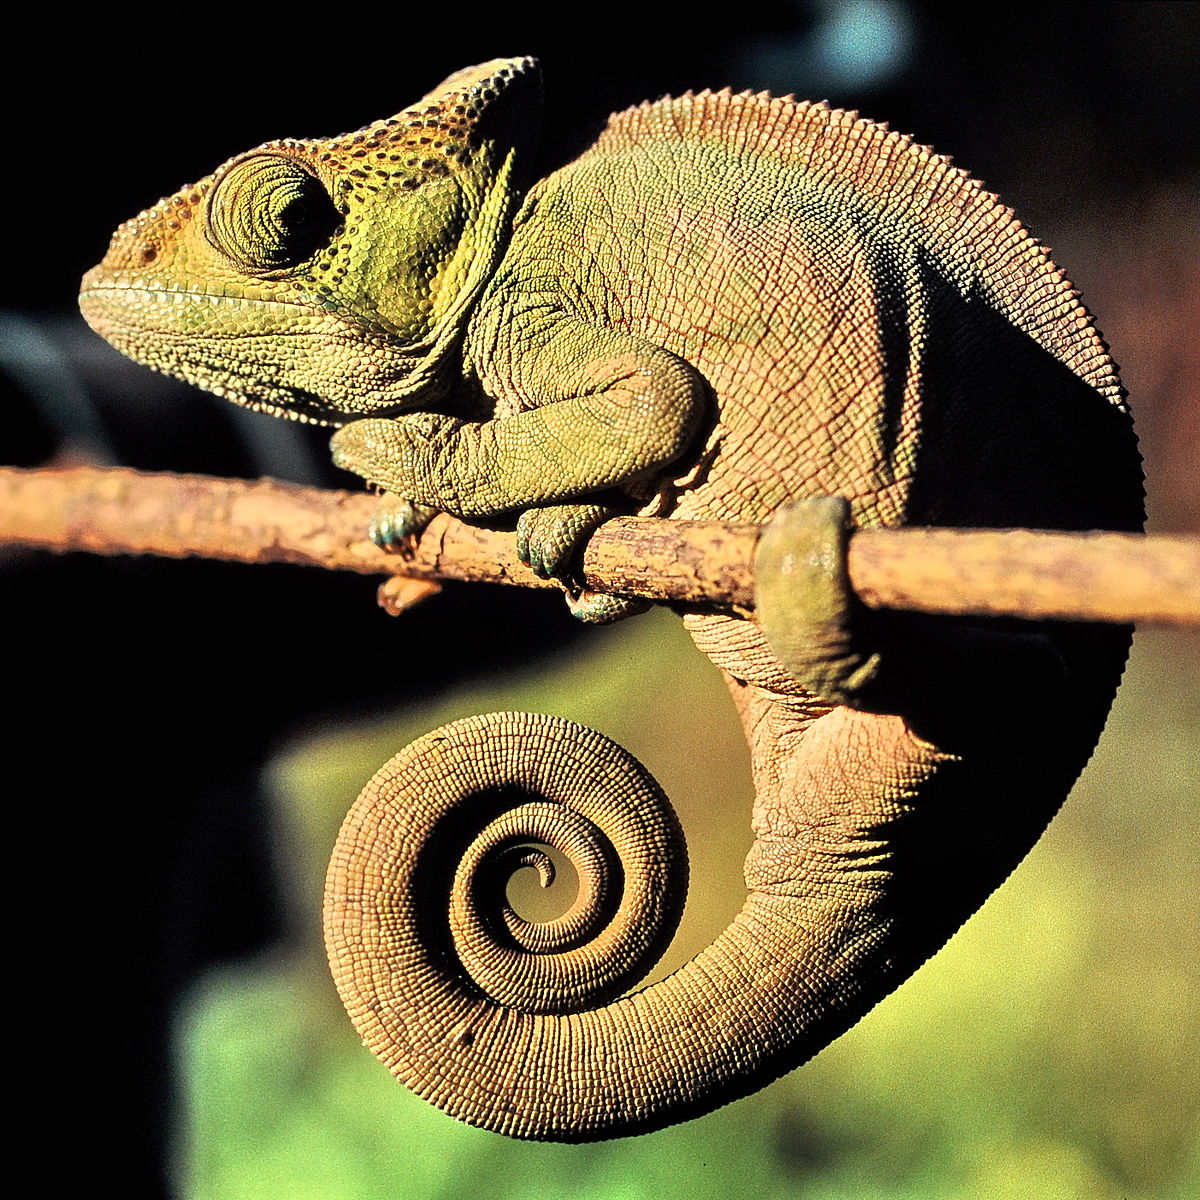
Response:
[323,701,958,1140]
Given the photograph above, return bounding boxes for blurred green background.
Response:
[4,2,1196,1197]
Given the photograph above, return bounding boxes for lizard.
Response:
[79,57,1144,1141]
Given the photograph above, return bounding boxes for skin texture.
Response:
[80,58,1144,1140]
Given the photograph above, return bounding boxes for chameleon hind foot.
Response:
[755,497,882,707]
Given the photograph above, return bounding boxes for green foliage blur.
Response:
[176,612,1198,1200]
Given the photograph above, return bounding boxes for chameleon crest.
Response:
[82,58,1142,1141]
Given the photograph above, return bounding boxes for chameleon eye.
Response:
[207,155,340,272]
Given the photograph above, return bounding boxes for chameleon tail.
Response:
[322,705,948,1140]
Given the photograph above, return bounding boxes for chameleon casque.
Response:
[79,57,1143,1140]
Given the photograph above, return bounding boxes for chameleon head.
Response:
[79,57,541,423]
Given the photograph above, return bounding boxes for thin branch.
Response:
[0,466,757,604]
[2,466,1198,627]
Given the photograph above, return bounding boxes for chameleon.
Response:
[79,57,1143,1141]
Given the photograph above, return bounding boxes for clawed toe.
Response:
[369,495,438,549]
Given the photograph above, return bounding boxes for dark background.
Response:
[4,4,1196,1196]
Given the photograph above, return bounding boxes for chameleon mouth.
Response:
[79,272,451,422]
[79,276,321,332]
[79,282,346,425]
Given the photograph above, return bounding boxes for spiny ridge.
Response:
[601,90,1123,407]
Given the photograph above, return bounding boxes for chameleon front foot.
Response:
[368,494,439,549]
[564,589,651,625]
[516,501,615,579]
[517,502,650,624]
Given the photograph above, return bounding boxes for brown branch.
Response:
[0,466,758,605]
[2,465,1198,627]
[849,526,1200,626]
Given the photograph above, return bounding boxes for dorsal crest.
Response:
[600,90,1123,407]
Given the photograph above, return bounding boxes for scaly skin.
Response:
[79,58,1144,1140]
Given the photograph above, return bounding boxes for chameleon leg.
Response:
[329,340,706,518]
[516,501,618,580]
[330,359,703,618]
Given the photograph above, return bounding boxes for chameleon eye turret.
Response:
[205,154,342,273]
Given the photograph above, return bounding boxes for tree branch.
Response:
[2,465,1198,627]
